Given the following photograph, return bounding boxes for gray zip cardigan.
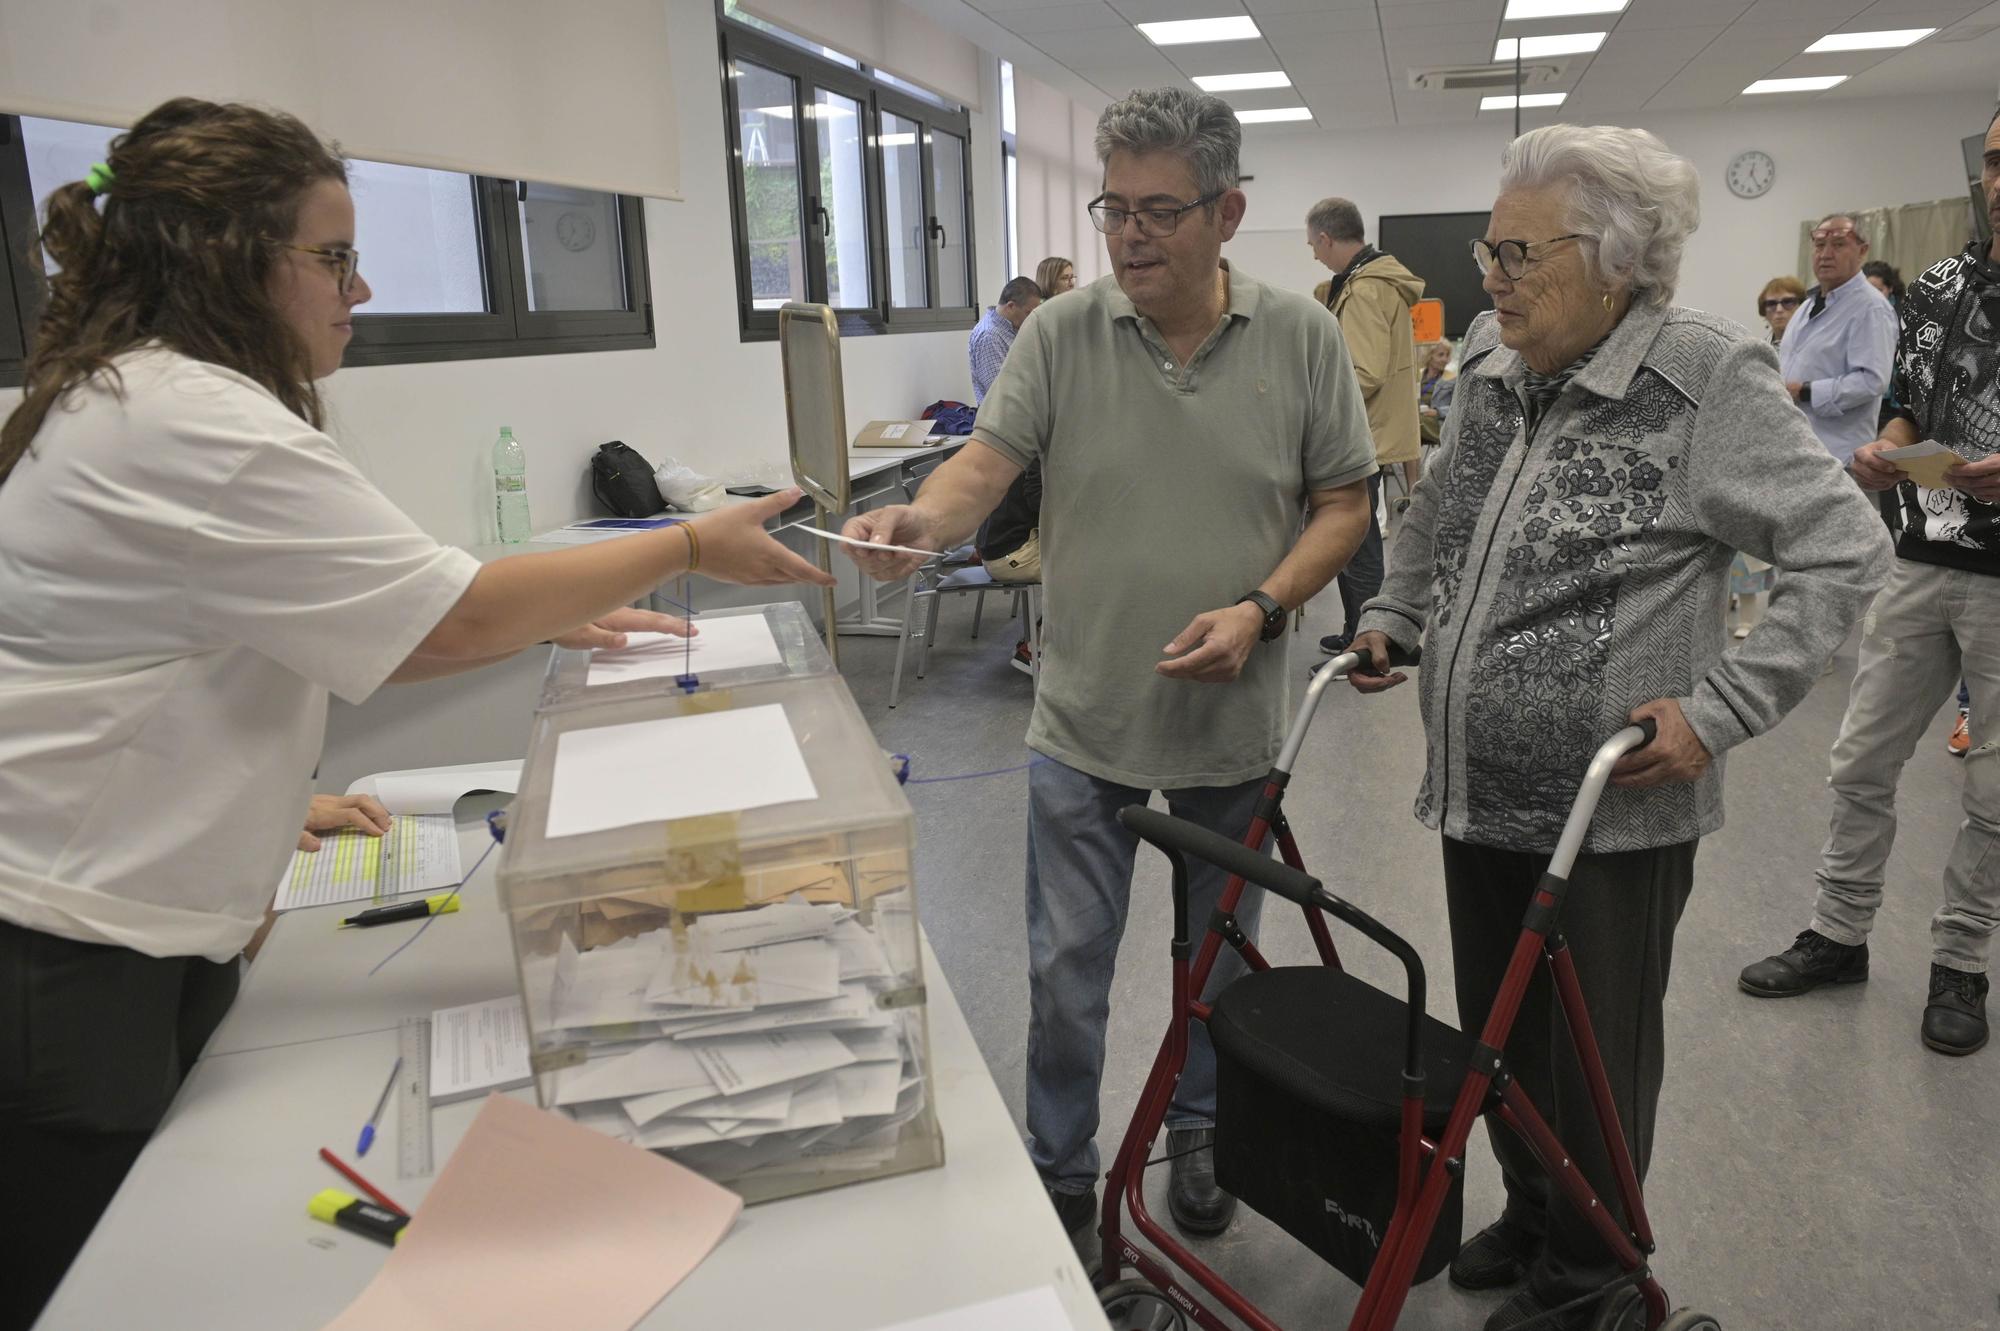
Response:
[1358,302,1893,853]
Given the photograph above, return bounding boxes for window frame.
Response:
[717,16,977,343]
[0,114,655,387]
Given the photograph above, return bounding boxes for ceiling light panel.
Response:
[1494,32,1607,60]
[1743,75,1848,94]
[1502,0,1627,19]
[1480,92,1568,109]
[1193,71,1292,91]
[1136,17,1261,46]
[1804,29,1935,53]
[1236,107,1313,123]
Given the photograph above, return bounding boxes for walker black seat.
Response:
[1210,966,1471,1286]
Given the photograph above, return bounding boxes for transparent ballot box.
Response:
[538,600,834,712]
[498,673,941,1203]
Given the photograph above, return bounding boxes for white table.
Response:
[38,789,1107,1331]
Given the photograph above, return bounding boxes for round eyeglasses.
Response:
[1470,233,1586,281]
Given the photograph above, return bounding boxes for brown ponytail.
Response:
[0,98,348,486]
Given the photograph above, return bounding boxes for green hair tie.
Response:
[84,162,115,196]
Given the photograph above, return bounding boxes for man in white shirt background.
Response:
[1779,215,1900,470]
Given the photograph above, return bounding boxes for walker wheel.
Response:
[1657,1313,1721,1331]
[1589,1287,1646,1331]
[1098,1277,1189,1331]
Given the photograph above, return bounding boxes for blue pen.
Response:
[356,1056,401,1157]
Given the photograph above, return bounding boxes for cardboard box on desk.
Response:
[852,419,935,448]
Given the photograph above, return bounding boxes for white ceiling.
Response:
[959,0,2000,127]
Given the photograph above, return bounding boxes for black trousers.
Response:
[0,920,240,1331]
[1441,836,1696,1306]
[1336,470,1385,640]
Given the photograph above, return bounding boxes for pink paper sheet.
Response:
[323,1093,741,1331]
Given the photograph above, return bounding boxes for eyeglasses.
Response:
[275,242,361,295]
[1087,191,1221,238]
[1809,228,1858,250]
[1759,295,1803,314]
[1470,234,1585,281]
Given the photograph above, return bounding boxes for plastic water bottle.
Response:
[492,426,530,543]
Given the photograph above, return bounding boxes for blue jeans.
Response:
[1024,754,1268,1193]
[1335,470,1384,640]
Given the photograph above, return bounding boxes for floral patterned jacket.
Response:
[1359,303,1893,853]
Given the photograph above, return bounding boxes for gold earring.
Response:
[1602,292,1615,314]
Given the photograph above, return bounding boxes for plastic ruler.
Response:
[394,1015,435,1179]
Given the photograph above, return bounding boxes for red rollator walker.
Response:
[1092,648,1720,1331]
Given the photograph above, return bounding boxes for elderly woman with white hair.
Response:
[1349,125,1892,1328]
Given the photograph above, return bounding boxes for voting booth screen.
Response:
[1379,211,1492,342]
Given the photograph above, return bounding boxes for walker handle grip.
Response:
[1117,806,1321,911]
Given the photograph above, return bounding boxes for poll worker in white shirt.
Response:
[0,98,833,1331]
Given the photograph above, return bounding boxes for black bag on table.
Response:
[591,441,666,517]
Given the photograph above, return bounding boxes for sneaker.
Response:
[1948,710,1970,758]
[1318,632,1354,656]
[1392,496,1412,514]
[1921,964,1989,1055]
[1739,929,1869,997]
[1449,1213,1541,1290]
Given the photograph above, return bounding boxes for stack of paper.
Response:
[544,897,925,1176]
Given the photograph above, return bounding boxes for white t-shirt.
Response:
[0,348,480,961]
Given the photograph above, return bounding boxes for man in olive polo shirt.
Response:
[842,86,1375,1245]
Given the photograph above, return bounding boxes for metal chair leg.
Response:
[918,577,944,678]
[972,588,987,639]
[1027,586,1042,682]
[889,573,924,707]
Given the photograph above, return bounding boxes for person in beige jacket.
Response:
[1308,196,1426,652]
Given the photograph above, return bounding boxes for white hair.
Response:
[1498,124,1700,309]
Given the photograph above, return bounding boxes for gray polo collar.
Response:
[1472,298,1669,403]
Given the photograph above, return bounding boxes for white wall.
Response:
[1227,92,1990,334]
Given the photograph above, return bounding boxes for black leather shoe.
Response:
[1318,632,1354,656]
[1046,1182,1097,1238]
[1922,964,1989,1055]
[1450,1213,1540,1290]
[1484,1288,1592,1331]
[1739,929,1869,997]
[1165,1126,1236,1236]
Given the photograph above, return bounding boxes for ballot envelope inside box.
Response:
[499,672,942,1204]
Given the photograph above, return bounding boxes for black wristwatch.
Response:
[1796,382,1813,404]
[1236,590,1287,642]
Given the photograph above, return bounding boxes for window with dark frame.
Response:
[719,5,978,342]
[0,114,654,388]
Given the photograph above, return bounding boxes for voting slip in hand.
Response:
[797,524,948,559]
[1881,440,1970,491]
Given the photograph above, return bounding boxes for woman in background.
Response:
[1757,274,1806,347]
[0,98,832,1328]
[1035,254,1076,297]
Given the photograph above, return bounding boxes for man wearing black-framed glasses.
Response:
[840,85,1377,1249]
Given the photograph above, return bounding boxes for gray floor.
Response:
[837,572,1999,1331]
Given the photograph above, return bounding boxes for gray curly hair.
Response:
[1498,124,1700,308]
[1094,86,1241,200]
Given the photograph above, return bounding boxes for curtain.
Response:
[1796,197,1977,287]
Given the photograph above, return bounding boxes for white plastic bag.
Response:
[653,458,726,512]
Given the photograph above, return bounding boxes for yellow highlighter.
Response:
[339,893,461,929]
[308,1188,408,1246]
